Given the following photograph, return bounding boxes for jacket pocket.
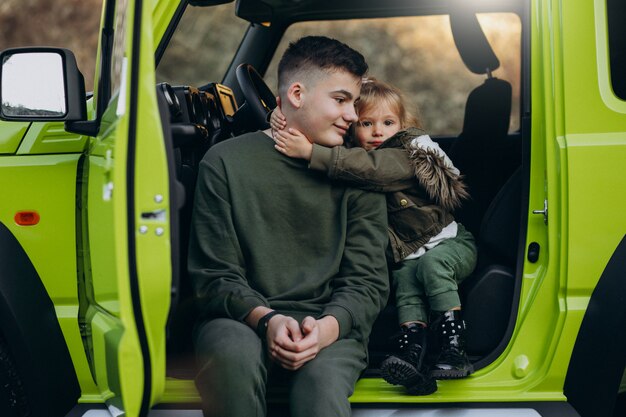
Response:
[386,192,435,242]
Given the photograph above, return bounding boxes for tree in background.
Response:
[0,0,102,91]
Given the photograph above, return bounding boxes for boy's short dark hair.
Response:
[277,36,368,93]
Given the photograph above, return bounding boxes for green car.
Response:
[0,0,624,416]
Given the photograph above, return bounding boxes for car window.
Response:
[110,0,129,101]
[264,14,521,136]
[607,0,626,100]
[156,3,249,86]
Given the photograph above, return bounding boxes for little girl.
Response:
[270,77,478,395]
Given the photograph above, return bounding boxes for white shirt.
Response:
[403,221,458,260]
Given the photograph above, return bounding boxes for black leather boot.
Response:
[431,309,474,379]
[380,324,437,395]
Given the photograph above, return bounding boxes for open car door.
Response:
[79,0,176,414]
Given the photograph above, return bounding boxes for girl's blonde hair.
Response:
[357,77,421,128]
[345,77,422,146]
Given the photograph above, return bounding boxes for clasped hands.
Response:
[266,314,337,371]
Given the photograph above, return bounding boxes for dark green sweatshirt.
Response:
[188,131,389,342]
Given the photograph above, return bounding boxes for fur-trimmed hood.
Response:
[381,128,469,211]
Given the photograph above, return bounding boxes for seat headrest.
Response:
[462,78,512,139]
[450,12,500,75]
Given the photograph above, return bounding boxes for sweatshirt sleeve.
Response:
[322,190,390,341]
[187,153,268,322]
[309,143,415,192]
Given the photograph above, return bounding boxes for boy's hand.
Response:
[270,317,320,370]
[268,316,339,371]
[273,128,314,161]
[266,314,306,369]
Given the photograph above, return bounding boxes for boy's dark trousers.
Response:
[194,318,367,417]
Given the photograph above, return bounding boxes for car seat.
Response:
[446,12,521,236]
[448,75,517,235]
[461,167,522,356]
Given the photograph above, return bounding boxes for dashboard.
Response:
[157,82,239,149]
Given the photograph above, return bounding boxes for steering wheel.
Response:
[235,63,277,129]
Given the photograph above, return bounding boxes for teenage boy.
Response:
[188,36,390,417]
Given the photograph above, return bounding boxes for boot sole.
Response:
[380,356,418,386]
[406,377,438,396]
[380,357,437,395]
[431,365,474,380]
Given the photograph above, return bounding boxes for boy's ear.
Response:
[286,82,305,109]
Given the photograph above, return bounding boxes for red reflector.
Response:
[15,211,40,226]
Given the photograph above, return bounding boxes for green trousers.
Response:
[194,318,367,417]
[392,223,478,324]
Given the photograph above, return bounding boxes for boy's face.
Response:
[295,69,361,147]
[354,101,401,151]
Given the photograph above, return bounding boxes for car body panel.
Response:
[16,121,89,154]
[0,121,29,154]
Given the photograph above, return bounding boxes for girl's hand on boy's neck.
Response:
[270,104,314,160]
[273,127,313,161]
[269,104,287,131]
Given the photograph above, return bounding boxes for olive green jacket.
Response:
[309,128,469,262]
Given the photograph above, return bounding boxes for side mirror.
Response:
[0,47,87,122]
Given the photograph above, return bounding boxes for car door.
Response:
[79,0,175,414]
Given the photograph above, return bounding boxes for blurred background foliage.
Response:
[0,0,102,91]
[2,1,520,135]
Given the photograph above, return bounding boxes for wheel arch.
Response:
[0,221,80,416]
[564,235,626,417]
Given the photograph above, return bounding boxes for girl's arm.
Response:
[314,140,469,209]
[271,103,413,191]
[310,145,415,192]
[271,107,417,193]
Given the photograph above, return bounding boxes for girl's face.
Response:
[354,101,402,150]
